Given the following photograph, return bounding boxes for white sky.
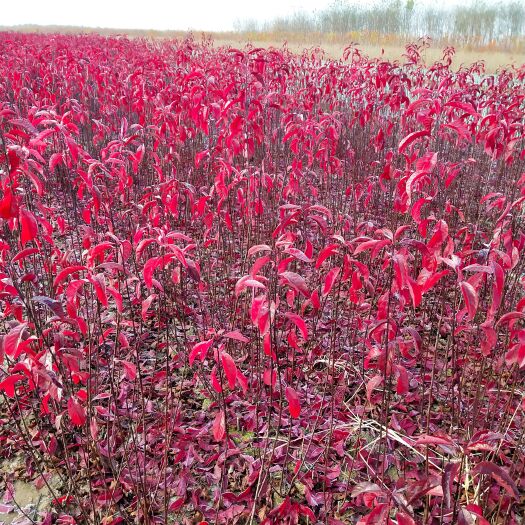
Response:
[2,0,329,31]
[2,0,469,32]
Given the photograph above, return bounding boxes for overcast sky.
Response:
[2,0,332,31]
[2,0,470,32]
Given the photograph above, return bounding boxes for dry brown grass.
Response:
[213,36,525,73]
[1,25,523,73]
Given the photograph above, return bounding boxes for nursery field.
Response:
[0,33,524,524]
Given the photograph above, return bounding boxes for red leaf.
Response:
[250,255,271,276]
[442,462,460,509]
[90,273,108,306]
[19,207,38,246]
[398,129,430,153]
[236,369,248,394]
[66,136,80,162]
[223,330,249,343]
[0,188,18,219]
[322,267,340,297]
[366,375,383,404]
[235,275,266,296]
[168,497,185,511]
[354,239,390,257]
[316,243,338,268]
[496,311,525,327]
[141,294,156,320]
[285,247,312,263]
[251,294,267,324]
[263,333,274,357]
[185,258,200,282]
[3,323,28,359]
[280,271,309,298]
[107,286,123,313]
[428,219,448,251]
[120,360,137,381]
[285,386,301,418]
[0,374,25,398]
[12,247,39,263]
[458,505,490,525]
[350,482,382,498]
[415,434,454,446]
[220,351,237,389]
[407,277,422,308]
[87,242,114,265]
[310,289,321,310]
[395,365,409,394]
[459,281,478,321]
[195,150,208,168]
[213,410,226,441]
[248,244,272,257]
[420,269,449,293]
[474,461,519,499]
[365,502,389,524]
[32,296,66,318]
[66,279,85,306]
[49,152,63,172]
[285,312,308,341]
[263,368,276,386]
[189,339,213,365]
[396,512,416,525]
[504,343,525,368]
[67,396,86,426]
[297,504,315,520]
[143,257,159,289]
[53,266,87,288]
[210,366,222,392]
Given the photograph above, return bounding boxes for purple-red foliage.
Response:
[0,33,524,524]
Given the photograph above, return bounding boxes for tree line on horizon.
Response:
[236,0,525,50]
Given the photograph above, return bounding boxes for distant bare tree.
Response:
[237,0,524,50]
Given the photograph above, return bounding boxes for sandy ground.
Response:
[0,454,60,524]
